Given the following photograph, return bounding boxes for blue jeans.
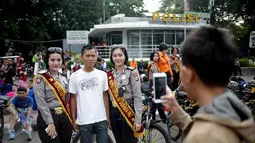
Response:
[18,113,33,127]
[79,120,108,143]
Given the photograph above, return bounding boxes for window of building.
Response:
[176,30,184,45]
[112,34,122,44]
[165,30,175,45]
[141,46,153,58]
[128,30,140,45]
[153,30,164,45]
[111,31,123,45]
[141,30,152,45]
[127,45,140,58]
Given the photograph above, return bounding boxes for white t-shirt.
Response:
[69,68,108,125]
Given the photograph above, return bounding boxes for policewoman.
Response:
[33,47,72,143]
[108,45,143,143]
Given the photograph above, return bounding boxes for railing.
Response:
[95,45,178,59]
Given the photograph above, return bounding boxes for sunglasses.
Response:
[48,47,62,53]
[112,44,126,49]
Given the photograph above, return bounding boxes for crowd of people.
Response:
[1,25,255,143]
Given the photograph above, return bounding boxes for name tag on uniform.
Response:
[121,75,126,80]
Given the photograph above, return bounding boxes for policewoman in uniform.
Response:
[108,45,143,143]
[169,47,181,90]
[33,47,72,143]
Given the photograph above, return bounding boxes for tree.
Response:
[105,0,145,19]
[0,0,104,57]
[159,0,255,56]
[0,0,146,58]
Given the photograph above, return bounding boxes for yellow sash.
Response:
[39,73,73,125]
[107,71,144,138]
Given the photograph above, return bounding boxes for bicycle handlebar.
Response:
[175,91,188,97]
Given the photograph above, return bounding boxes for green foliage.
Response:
[105,0,145,19]
[239,58,249,67]
[159,0,255,55]
[106,61,114,70]
[239,58,255,67]
[0,0,145,58]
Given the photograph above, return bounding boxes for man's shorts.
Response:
[18,113,33,126]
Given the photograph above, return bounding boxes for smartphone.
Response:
[153,73,167,103]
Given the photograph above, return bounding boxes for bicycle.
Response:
[0,95,11,143]
[138,89,171,143]
[165,90,199,142]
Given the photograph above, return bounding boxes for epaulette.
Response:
[126,66,135,71]
[38,70,47,74]
[106,70,113,74]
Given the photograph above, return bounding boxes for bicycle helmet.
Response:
[228,81,239,91]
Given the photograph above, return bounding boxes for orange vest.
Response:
[130,61,137,68]
[157,52,173,76]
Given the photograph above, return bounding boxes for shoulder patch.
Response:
[132,71,139,81]
[127,66,135,70]
[36,77,42,84]
[38,70,47,74]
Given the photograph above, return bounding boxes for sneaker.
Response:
[22,129,32,141]
[8,130,15,140]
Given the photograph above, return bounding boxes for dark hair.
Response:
[180,26,238,87]
[143,76,149,82]
[97,57,103,62]
[158,43,169,51]
[17,86,27,92]
[19,73,24,77]
[45,48,65,70]
[81,44,97,55]
[171,47,179,54]
[29,79,33,83]
[150,51,160,61]
[110,46,129,65]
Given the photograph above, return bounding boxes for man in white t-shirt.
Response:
[69,45,110,143]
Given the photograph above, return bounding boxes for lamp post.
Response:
[209,0,215,25]
[103,0,106,23]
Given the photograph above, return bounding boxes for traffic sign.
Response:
[250,31,255,48]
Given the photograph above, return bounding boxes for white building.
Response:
[65,12,210,60]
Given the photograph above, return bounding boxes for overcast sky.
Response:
[143,0,161,12]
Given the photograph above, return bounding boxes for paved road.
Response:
[2,76,254,143]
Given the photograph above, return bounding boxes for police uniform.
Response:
[33,71,72,143]
[110,66,143,143]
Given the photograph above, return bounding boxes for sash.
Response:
[147,64,152,80]
[39,73,73,125]
[107,71,144,138]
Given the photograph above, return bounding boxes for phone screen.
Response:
[155,77,166,99]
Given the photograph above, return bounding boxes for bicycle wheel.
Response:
[138,123,171,143]
[71,132,113,143]
[167,120,182,141]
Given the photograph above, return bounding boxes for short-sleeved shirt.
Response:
[11,96,33,113]
[69,68,108,125]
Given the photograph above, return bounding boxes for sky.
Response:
[143,0,162,12]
